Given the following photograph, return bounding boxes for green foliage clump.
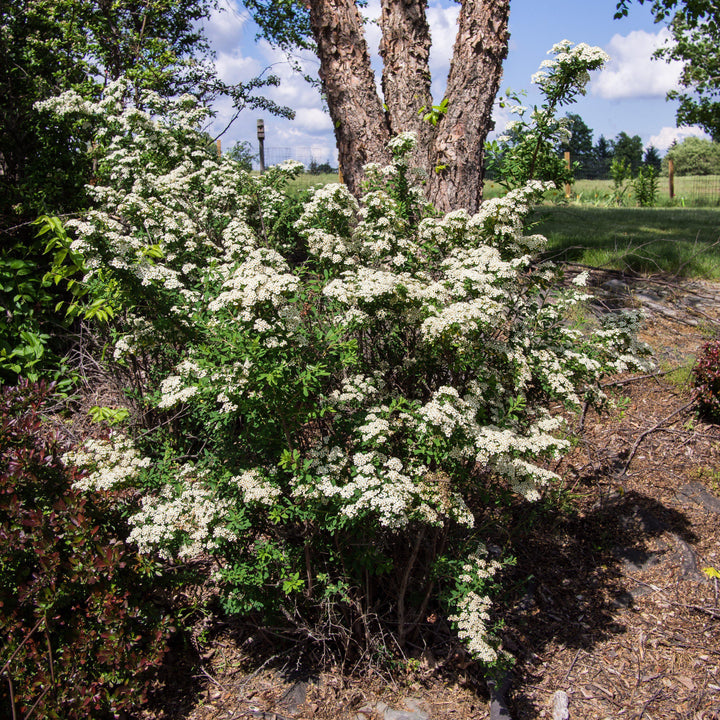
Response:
[0,381,173,719]
[633,165,659,207]
[693,339,720,422]
[486,40,609,192]
[663,137,720,176]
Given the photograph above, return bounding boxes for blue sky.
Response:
[203,0,711,166]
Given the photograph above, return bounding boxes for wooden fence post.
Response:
[564,151,572,198]
[668,158,675,199]
[257,119,266,174]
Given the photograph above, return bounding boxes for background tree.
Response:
[615,0,720,140]
[0,0,290,223]
[643,144,663,172]
[592,134,614,178]
[559,113,595,178]
[612,131,644,174]
[662,136,720,174]
[227,140,257,172]
[245,0,511,211]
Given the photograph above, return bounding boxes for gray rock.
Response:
[677,482,720,515]
[279,681,308,712]
[552,690,569,720]
[602,279,630,294]
[615,546,662,573]
[489,677,513,720]
[357,698,429,720]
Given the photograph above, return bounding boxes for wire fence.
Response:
[671,174,720,205]
[261,146,338,171]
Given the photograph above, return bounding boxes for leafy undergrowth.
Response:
[0,381,174,720]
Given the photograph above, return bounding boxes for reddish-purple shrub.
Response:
[693,339,720,422]
[0,381,173,719]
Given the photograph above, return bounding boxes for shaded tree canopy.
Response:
[243,0,511,212]
[0,0,293,223]
[559,113,595,178]
[615,0,720,140]
[662,136,720,174]
[612,131,644,174]
[643,145,663,172]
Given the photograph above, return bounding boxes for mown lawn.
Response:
[532,205,720,279]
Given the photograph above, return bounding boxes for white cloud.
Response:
[428,2,459,75]
[214,52,261,84]
[592,28,683,100]
[205,0,251,54]
[293,108,333,133]
[648,125,710,152]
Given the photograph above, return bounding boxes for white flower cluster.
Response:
[449,545,502,663]
[128,474,236,559]
[64,434,151,492]
[233,468,282,505]
[208,248,299,318]
[532,40,609,94]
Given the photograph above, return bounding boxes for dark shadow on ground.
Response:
[531,206,720,278]
[493,475,696,720]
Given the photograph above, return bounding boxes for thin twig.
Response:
[7,677,16,720]
[620,399,695,475]
[0,617,44,676]
[562,648,582,683]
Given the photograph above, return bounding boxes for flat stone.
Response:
[552,690,569,720]
[677,482,720,514]
[489,677,512,720]
[602,279,630,294]
[670,532,703,581]
[357,698,429,720]
[615,546,663,573]
[279,681,308,712]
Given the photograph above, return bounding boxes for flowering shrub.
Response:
[487,40,609,191]
[0,381,172,719]
[693,339,720,422]
[41,82,651,668]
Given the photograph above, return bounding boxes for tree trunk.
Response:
[308,0,391,196]
[426,0,510,212]
[379,0,433,154]
[307,0,510,212]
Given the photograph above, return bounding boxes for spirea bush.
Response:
[0,381,172,720]
[693,340,720,422]
[41,82,651,669]
[487,40,609,191]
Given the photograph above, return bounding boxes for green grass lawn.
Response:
[287,172,340,194]
[532,205,720,279]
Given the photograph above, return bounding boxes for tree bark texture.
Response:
[308,0,391,196]
[426,0,510,212]
[378,0,434,154]
[308,0,510,212]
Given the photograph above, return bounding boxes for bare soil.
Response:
[144,270,720,720]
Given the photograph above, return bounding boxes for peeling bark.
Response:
[427,0,510,212]
[307,0,391,196]
[379,0,433,153]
